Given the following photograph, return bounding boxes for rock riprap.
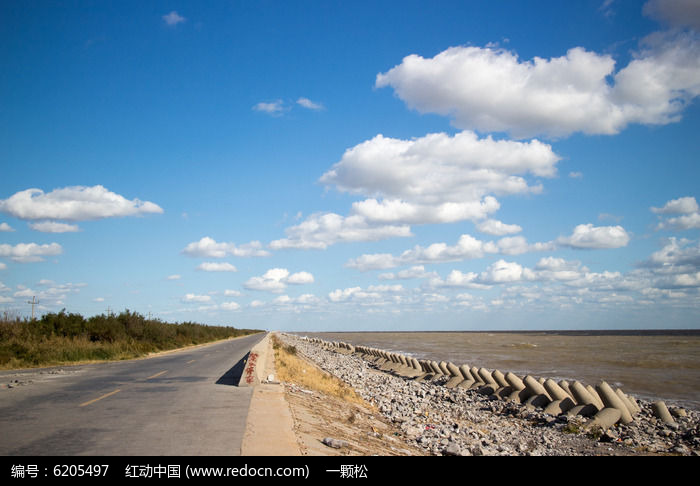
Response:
[280,334,699,456]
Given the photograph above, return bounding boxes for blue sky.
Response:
[1,0,699,331]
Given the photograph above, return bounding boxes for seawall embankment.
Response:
[280,333,699,456]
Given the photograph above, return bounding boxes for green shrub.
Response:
[0,310,262,369]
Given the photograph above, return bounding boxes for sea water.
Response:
[301,330,700,411]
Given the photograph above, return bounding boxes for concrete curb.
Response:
[241,332,302,456]
[238,333,272,387]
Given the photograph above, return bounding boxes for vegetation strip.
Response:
[1,309,262,370]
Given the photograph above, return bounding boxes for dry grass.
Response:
[272,335,365,406]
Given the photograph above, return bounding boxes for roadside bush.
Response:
[0,309,262,369]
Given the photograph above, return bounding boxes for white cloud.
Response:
[534,257,588,282]
[297,97,324,110]
[224,289,241,297]
[9,280,84,308]
[652,196,700,230]
[163,11,186,26]
[167,274,181,280]
[321,131,558,224]
[253,100,286,115]
[196,262,238,272]
[476,219,522,236]
[0,242,63,263]
[428,270,487,289]
[347,233,557,271]
[346,234,497,271]
[28,221,80,233]
[557,224,630,249]
[375,35,700,139]
[269,212,412,250]
[286,271,314,284]
[652,196,699,214]
[220,301,241,311]
[272,293,321,307]
[496,236,556,255]
[275,127,559,251]
[640,237,700,275]
[182,293,212,303]
[183,237,270,258]
[0,222,14,232]
[379,265,437,280]
[0,186,163,222]
[479,260,536,284]
[328,284,403,304]
[243,268,314,293]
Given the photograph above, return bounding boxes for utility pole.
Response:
[27,296,39,320]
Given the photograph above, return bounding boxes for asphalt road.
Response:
[0,332,266,456]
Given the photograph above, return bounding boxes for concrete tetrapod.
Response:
[505,372,529,403]
[445,362,463,388]
[456,365,475,389]
[596,381,633,424]
[615,388,639,417]
[586,408,622,433]
[492,370,510,388]
[521,375,551,408]
[652,401,677,426]
[542,379,576,415]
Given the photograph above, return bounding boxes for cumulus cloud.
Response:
[196,262,238,272]
[321,131,558,223]
[183,237,270,258]
[244,268,314,293]
[652,196,700,230]
[0,242,63,263]
[285,271,314,284]
[479,260,536,284]
[7,281,84,308]
[346,234,497,271]
[328,284,403,304]
[534,257,589,282]
[375,33,700,139]
[163,11,186,26]
[0,223,14,232]
[557,224,630,249]
[28,221,80,233]
[297,97,324,110]
[220,301,241,311]
[0,186,163,222]
[476,219,523,236]
[427,270,489,289]
[346,233,557,271]
[640,237,700,274]
[253,100,286,115]
[182,293,212,303]
[269,212,412,250]
[378,265,438,281]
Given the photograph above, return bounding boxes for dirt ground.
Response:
[280,356,426,456]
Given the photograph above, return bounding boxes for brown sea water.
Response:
[301,330,700,411]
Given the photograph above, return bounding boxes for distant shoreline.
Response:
[301,329,700,337]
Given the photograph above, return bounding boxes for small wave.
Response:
[505,342,538,349]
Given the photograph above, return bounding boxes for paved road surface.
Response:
[0,333,266,455]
